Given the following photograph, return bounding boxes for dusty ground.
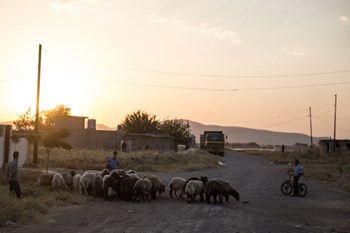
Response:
[5,151,350,233]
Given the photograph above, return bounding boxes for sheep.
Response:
[205,179,225,204]
[79,172,97,195]
[120,176,139,201]
[185,180,206,203]
[133,178,152,203]
[37,173,55,186]
[73,174,82,190]
[214,179,240,202]
[93,175,104,198]
[52,173,69,191]
[168,177,186,199]
[142,174,165,200]
[61,171,76,190]
[126,170,139,179]
[183,176,208,192]
[79,169,109,195]
[102,174,124,201]
[82,168,109,177]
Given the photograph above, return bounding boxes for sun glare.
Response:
[39,67,89,115]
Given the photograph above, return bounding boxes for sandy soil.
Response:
[5,151,350,233]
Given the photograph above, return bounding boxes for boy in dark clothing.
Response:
[6,151,21,198]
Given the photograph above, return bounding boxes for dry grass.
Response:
[0,169,89,227]
[239,148,350,192]
[31,147,219,172]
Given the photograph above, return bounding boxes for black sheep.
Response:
[120,176,139,201]
[205,179,225,204]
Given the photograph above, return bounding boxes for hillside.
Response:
[188,120,322,146]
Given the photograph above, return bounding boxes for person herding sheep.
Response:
[105,151,120,171]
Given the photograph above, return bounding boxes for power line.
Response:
[43,49,350,78]
[313,115,350,134]
[0,68,36,83]
[40,65,350,92]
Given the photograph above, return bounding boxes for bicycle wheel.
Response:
[281,181,292,195]
[299,183,307,197]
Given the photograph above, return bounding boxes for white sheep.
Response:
[126,170,139,179]
[168,177,186,199]
[37,173,55,186]
[79,172,97,195]
[52,173,69,191]
[73,174,82,190]
[185,180,205,203]
[133,178,152,203]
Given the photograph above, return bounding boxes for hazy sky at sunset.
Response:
[1,0,350,139]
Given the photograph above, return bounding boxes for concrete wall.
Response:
[124,133,175,152]
[64,129,175,152]
[66,129,122,150]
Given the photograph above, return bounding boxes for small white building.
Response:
[0,125,28,169]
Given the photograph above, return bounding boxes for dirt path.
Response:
[5,151,350,233]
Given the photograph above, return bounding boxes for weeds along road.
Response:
[6,151,350,233]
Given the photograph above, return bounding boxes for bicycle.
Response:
[280,171,307,197]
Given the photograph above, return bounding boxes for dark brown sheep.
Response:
[120,176,139,201]
[93,175,104,198]
[214,179,240,202]
[205,179,225,204]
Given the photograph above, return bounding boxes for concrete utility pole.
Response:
[309,107,313,150]
[333,94,337,153]
[33,44,42,165]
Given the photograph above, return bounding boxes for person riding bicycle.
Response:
[293,159,304,196]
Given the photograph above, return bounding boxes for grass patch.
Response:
[239,148,350,192]
[0,170,88,227]
[31,147,219,172]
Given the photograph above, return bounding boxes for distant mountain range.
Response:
[95,121,322,146]
[1,120,324,146]
[187,120,325,146]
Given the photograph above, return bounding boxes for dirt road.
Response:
[5,151,350,233]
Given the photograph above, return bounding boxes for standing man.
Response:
[293,159,304,196]
[105,151,120,171]
[281,144,285,154]
[6,151,21,199]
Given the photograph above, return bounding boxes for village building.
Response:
[53,116,175,152]
[318,139,350,155]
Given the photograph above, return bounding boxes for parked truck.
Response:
[200,131,225,156]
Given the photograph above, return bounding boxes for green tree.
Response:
[13,104,71,131]
[42,128,72,172]
[13,104,72,165]
[42,104,71,129]
[159,118,192,146]
[120,110,160,133]
[13,107,36,131]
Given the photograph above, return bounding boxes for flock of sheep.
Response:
[36,169,240,204]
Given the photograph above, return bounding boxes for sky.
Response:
[1,0,350,140]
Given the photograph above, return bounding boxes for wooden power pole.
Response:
[309,107,313,150]
[333,94,337,153]
[33,44,42,165]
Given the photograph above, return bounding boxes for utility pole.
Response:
[33,44,42,165]
[309,107,313,150]
[333,94,337,153]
